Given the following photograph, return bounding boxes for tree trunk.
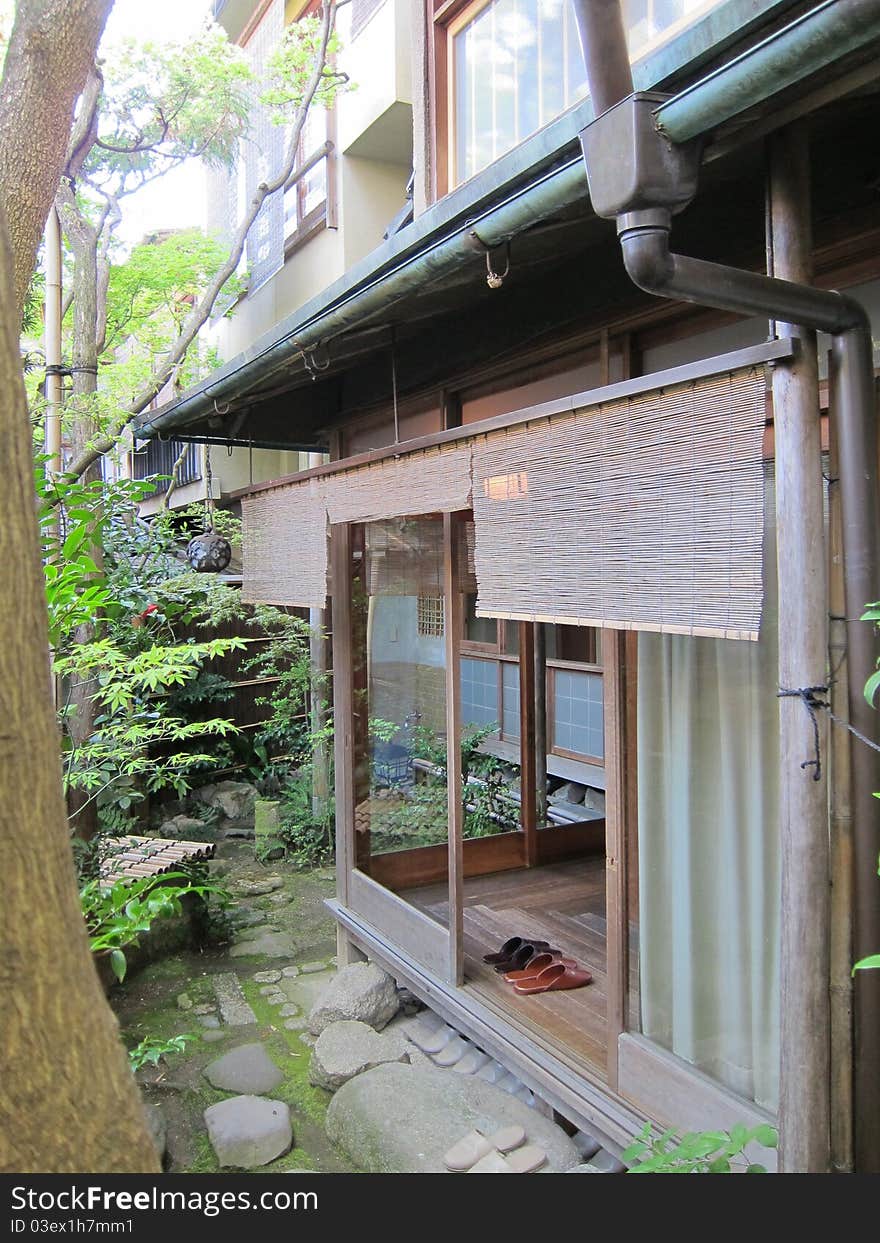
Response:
[0,0,114,314]
[0,209,159,1172]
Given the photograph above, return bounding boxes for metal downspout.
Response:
[571,0,880,1172]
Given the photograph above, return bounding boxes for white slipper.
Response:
[443,1124,526,1171]
[505,1144,547,1173]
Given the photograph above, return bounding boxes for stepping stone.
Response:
[308,963,400,1035]
[281,966,300,979]
[259,985,280,996]
[212,973,257,1026]
[308,1020,410,1091]
[452,1048,491,1076]
[279,1003,300,1018]
[234,877,284,897]
[475,1060,507,1084]
[230,930,297,959]
[204,1096,292,1169]
[264,991,286,1006]
[203,1030,227,1043]
[198,1015,220,1029]
[495,1072,521,1094]
[326,1063,580,1173]
[300,961,327,975]
[254,970,282,984]
[284,1016,309,1031]
[204,1042,284,1094]
[192,1004,215,1016]
[432,1036,469,1068]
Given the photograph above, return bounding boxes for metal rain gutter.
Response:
[571,0,880,1173]
[654,0,880,142]
[138,157,587,439]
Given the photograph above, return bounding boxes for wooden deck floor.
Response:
[405,857,610,1075]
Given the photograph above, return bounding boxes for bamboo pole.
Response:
[43,206,63,479]
[768,123,831,1173]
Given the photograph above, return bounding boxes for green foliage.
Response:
[81,870,229,982]
[261,14,350,120]
[128,1032,195,1072]
[622,1121,778,1174]
[103,230,244,357]
[277,765,335,868]
[87,23,252,189]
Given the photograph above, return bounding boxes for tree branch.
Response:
[65,0,339,481]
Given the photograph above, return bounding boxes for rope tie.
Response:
[778,682,880,780]
[777,686,829,781]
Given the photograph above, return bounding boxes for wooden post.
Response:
[827,355,855,1172]
[534,624,548,828]
[769,123,831,1173]
[603,629,630,1091]
[519,622,538,865]
[331,523,358,965]
[444,513,464,985]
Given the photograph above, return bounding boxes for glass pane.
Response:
[501,661,520,740]
[354,518,449,877]
[552,668,604,759]
[461,656,499,730]
[464,593,498,646]
[453,0,722,183]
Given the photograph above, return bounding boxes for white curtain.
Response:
[637,475,780,1112]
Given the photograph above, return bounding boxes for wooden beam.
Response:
[603,629,629,1094]
[519,621,538,866]
[534,623,548,828]
[769,124,831,1173]
[444,513,465,985]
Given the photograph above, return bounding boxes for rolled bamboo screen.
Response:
[471,369,767,639]
[324,442,472,524]
[366,518,445,596]
[241,478,328,607]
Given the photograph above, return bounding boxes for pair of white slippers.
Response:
[443,1124,547,1173]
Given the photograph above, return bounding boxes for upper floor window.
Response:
[283,103,334,250]
[444,0,722,187]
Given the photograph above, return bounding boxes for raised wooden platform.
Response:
[406,856,611,1074]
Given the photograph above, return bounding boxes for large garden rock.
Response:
[325,1063,580,1173]
[309,1020,410,1092]
[159,814,209,839]
[308,962,400,1035]
[204,1096,292,1168]
[195,781,257,821]
[203,1042,283,1095]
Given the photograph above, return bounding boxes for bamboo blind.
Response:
[241,478,328,607]
[366,518,445,596]
[471,369,767,640]
[324,442,472,524]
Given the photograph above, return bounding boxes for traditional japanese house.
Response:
[136,0,880,1172]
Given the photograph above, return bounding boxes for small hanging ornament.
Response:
[187,444,232,573]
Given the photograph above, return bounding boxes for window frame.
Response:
[283,104,337,256]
